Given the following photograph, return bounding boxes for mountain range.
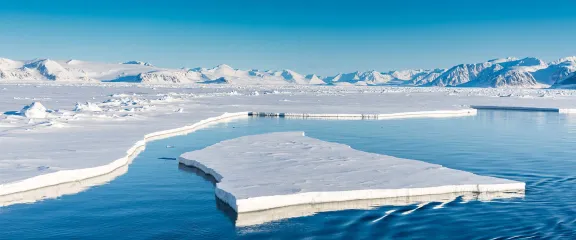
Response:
[1,56,575,88]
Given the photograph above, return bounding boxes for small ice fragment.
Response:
[20,102,49,118]
[74,102,103,112]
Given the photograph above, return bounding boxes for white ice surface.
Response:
[0,84,575,203]
[19,102,49,118]
[179,132,525,213]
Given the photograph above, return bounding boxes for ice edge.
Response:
[471,105,576,113]
[179,150,525,214]
[0,109,476,199]
[0,112,250,197]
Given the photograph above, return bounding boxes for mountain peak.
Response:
[215,64,233,70]
[66,59,84,65]
[487,57,519,64]
[552,56,576,64]
[0,55,575,87]
[122,61,153,67]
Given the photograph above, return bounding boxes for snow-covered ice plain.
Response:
[179,132,525,213]
[1,81,576,206]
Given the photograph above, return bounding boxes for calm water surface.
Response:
[1,110,576,239]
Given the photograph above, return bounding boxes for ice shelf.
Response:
[179,132,525,213]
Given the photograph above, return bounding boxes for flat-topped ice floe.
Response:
[248,109,477,119]
[179,132,525,214]
[470,105,576,113]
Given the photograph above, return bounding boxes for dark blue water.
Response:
[1,110,576,239]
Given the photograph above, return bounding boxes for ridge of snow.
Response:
[20,102,49,118]
[305,74,326,85]
[487,57,519,64]
[66,59,85,65]
[23,59,76,81]
[551,56,576,65]
[122,61,154,67]
[74,102,103,112]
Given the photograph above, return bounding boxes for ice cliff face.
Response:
[0,56,575,88]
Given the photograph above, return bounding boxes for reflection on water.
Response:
[0,114,245,208]
[1,110,575,239]
[233,191,524,227]
[178,164,524,227]
[178,163,217,186]
[0,146,144,207]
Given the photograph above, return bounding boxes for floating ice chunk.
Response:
[73,102,103,112]
[179,132,525,215]
[20,102,49,118]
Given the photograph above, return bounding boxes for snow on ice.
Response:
[179,132,525,213]
[0,83,575,206]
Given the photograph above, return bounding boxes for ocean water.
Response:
[1,110,576,239]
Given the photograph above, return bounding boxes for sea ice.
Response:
[179,132,525,213]
[1,84,572,206]
[73,102,103,112]
[19,102,49,118]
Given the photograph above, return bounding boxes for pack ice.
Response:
[179,132,525,213]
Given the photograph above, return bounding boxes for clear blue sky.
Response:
[1,0,576,75]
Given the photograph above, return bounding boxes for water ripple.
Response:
[1,110,576,239]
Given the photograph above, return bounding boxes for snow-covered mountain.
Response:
[305,74,326,85]
[552,73,576,88]
[534,57,576,87]
[0,58,158,82]
[0,58,87,82]
[425,57,565,88]
[1,56,575,88]
[428,57,539,87]
[122,61,154,67]
[192,65,323,85]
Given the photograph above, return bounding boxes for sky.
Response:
[1,0,576,75]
